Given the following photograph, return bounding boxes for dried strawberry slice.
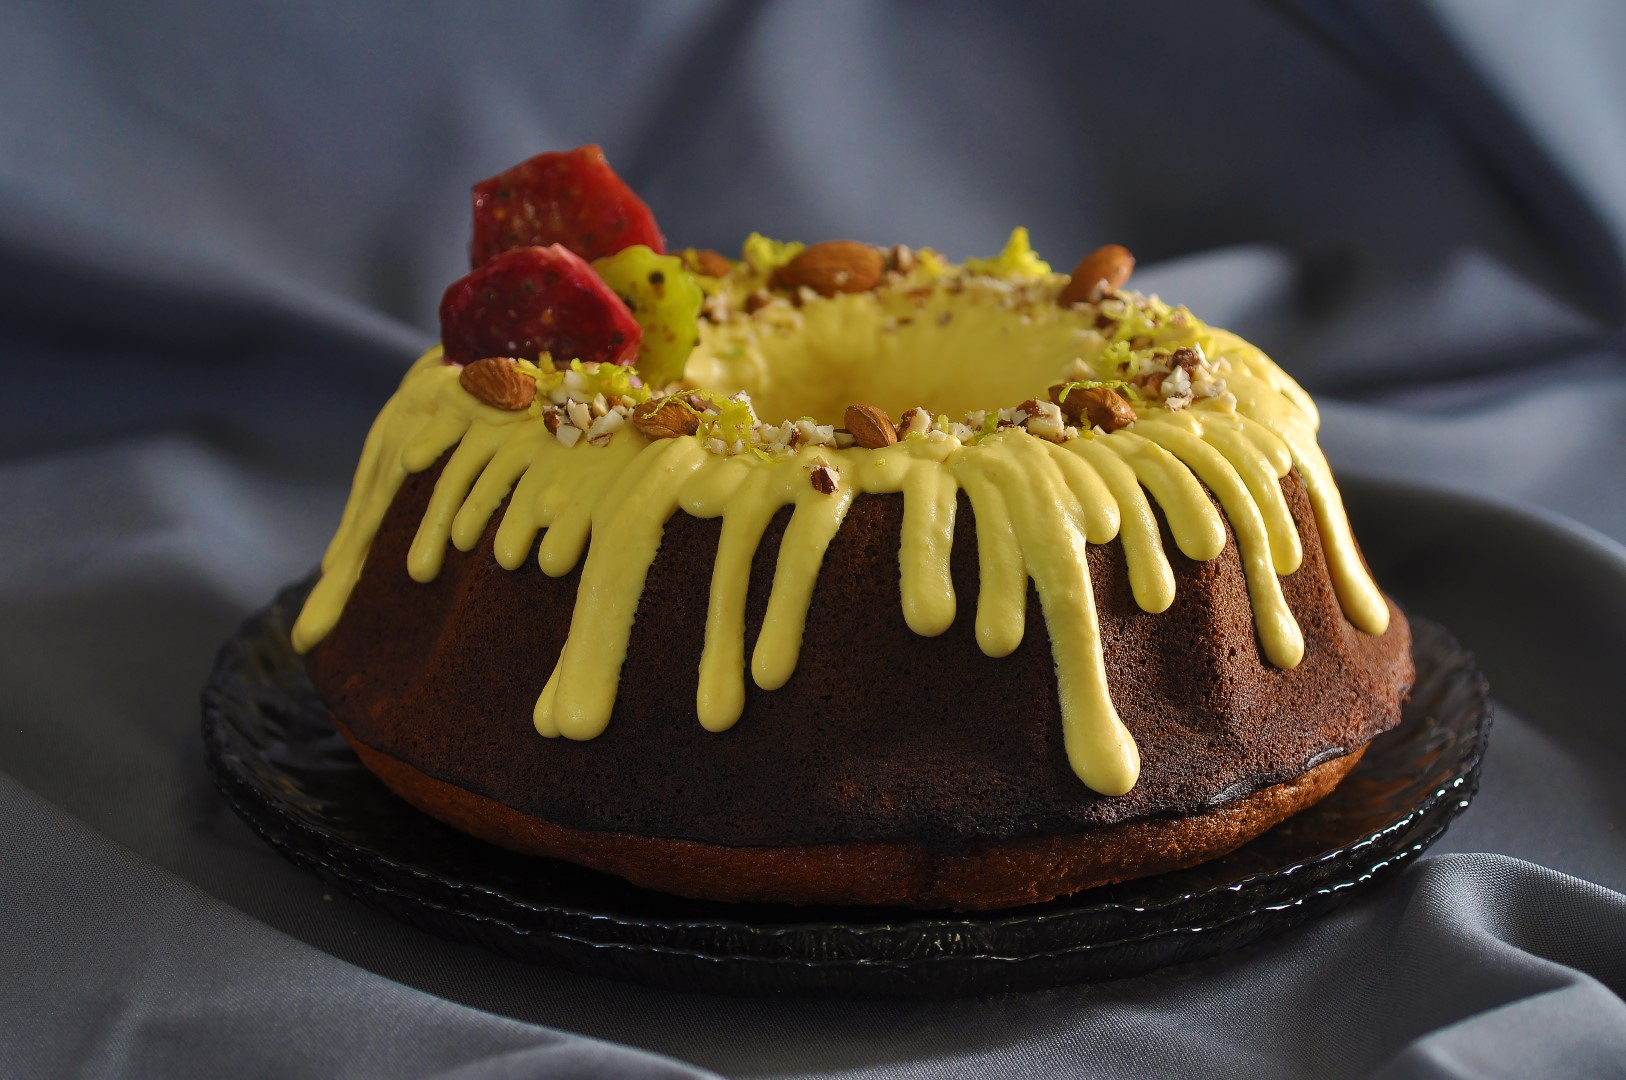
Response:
[470,145,665,267]
[438,245,642,367]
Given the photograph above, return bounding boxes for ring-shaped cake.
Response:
[293,148,1413,909]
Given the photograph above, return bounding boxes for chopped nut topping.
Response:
[1159,366,1194,411]
[897,406,933,439]
[700,291,733,323]
[1019,398,1068,441]
[567,400,592,432]
[808,463,840,494]
[587,409,625,445]
[509,279,1234,459]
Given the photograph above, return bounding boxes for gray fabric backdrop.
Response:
[2,1,1624,1076]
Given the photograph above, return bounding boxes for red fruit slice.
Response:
[438,245,642,367]
[470,145,665,267]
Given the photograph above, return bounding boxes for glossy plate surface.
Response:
[203,579,1491,997]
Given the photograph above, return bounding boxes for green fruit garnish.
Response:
[593,245,705,387]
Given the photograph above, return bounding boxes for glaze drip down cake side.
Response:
[293,146,1414,910]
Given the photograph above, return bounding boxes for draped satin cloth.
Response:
[3,2,1624,1076]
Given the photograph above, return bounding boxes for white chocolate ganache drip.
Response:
[292,237,1390,798]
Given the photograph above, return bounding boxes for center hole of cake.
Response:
[685,289,1103,425]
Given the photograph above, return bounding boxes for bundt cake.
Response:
[293,146,1413,910]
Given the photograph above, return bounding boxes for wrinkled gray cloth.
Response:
[3,1,1624,1076]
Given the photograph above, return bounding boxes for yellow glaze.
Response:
[963,227,1052,279]
[292,266,1390,798]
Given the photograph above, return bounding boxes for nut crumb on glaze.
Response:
[808,462,840,494]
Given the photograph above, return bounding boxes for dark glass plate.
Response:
[202,578,1491,998]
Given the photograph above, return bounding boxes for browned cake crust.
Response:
[306,454,1412,906]
[337,713,1365,909]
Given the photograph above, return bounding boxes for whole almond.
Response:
[845,403,898,448]
[631,397,700,440]
[777,241,885,297]
[1048,383,1079,420]
[1051,385,1136,432]
[460,357,536,411]
[687,248,732,278]
[1058,244,1136,306]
